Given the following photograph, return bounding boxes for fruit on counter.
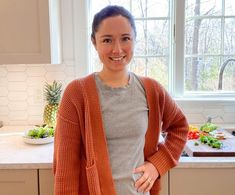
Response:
[188,131,200,140]
[26,125,54,139]
[43,80,62,128]
[199,134,223,149]
[200,122,217,133]
[189,124,199,132]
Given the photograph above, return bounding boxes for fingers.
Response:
[134,174,153,192]
[133,161,159,193]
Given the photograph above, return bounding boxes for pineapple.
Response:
[43,80,62,128]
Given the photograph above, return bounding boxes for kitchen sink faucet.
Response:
[218,58,235,90]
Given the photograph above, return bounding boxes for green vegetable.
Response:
[27,125,54,139]
[200,122,217,132]
[194,142,199,146]
[199,135,222,149]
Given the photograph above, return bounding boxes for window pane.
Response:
[135,20,147,56]
[135,20,169,56]
[147,20,169,56]
[224,18,235,55]
[185,18,221,55]
[185,56,220,91]
[186,0,222,17]
[147,57,168,88]
[131,0,147,18]
[147,0,169,18]
[129,57,169,88]
[225,0,235,16]
[91,0,130,16]
[129,58,147,76]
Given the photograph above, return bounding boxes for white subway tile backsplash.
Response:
[184,113,206,124]
[26,66,46,77]
[8,91,27,101]
[202,108,225,119]
[27,96,44,106]
[27,77,45,86]
[0,106,9,115]
[9,111,28,121]
[45,71,66,81]
[6,64,27,72]
[223,106,235,113]
[223,113,235,124]
[44,64,65,72]
[2,63,235,126]
[28,106,44,116]
[0,66,7,77]
[27,115,43,126]
[0,87,8,96]
[8,101,28,111]
[0,78,7,87]
[7,72,27,82]
[0,97,8,106]
[8,82,27,91]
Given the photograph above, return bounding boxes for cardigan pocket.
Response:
[86,161,102,195]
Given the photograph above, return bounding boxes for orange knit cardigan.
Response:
[53,73,188,195]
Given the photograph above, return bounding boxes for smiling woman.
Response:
[53,4,188,195]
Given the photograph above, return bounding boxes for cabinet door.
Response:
[170,168,235,195]
[160,173,168,195]
[0,0,51,64]
[0,169,38,195]
[39,169,54,195]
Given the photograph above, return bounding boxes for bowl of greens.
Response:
[23,125,54,145]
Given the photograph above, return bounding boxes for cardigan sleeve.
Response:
[147,82,189,177]
[53,81,82,195]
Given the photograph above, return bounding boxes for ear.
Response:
[91,37,97,50]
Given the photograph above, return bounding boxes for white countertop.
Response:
[1,126,235,169]
[0,126,53,169]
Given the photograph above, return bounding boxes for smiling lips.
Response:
[109,56,126,61]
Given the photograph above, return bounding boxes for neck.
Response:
[98,69,129,88]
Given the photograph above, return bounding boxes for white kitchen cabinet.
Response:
[38,168,167,195]
[0,0,60,64]
[160,173,168,195]
[0,169,38,195]
[169,167,235,195]
[39,169,54,195]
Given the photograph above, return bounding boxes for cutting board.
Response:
[184,131,235,157]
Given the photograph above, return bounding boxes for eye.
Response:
[102,38,112,43]
[122,36,131,42]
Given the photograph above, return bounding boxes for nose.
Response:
[112,40,122,54]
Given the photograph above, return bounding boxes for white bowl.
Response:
[22,136,54,145]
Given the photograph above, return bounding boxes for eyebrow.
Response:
[100,33,132,38]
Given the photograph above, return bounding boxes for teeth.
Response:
[110,57,124,61]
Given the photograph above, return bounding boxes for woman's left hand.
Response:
[133,161,159,193]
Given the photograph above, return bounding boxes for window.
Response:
[88,0,235,98]
[185,0,235,92]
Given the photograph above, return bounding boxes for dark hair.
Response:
[91,5,136,40]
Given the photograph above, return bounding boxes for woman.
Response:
[53,5,188,195]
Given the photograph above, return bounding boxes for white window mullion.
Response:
[173,0,185,97]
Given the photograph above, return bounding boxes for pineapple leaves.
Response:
[44,80,62,105]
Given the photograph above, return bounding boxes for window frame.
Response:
[73,0,235,103]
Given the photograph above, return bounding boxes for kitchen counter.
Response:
[0,126,53,169]
[1,126,235,169]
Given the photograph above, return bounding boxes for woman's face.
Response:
[92,15,135,73]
